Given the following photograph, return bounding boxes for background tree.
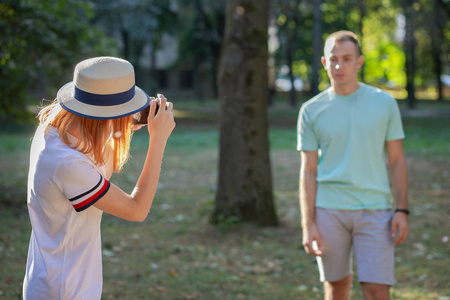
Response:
[0,0,116,125]
[177,0,226,100]
[213,0,278,226]
[273,0,303,107]
[427,0,446,101]
[273,0,314,106]
[402,0,418,108]
[356,0,366,81]
[414,0,449,101]
[310,0,322,96]
[92,0,177,95]
[358,1,405,90]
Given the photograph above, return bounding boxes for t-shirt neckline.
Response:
[329,82,364,99]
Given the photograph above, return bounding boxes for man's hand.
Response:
[302,223,324,256]
[391,212,409,246]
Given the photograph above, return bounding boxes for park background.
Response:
[0,0,449,299]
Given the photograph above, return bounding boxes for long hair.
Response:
[38,100,133,172]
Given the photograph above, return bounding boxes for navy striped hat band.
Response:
[74,85,136,106]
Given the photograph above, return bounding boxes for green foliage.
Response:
[91,0,178,94]
[176,1,224,65]
[273,0,314,83]
[272,0,450,97]
[175,0,226,97]
[413,0,450,88]
[0,0,118,124]
[93,0,178,55]
[362,6,407,87]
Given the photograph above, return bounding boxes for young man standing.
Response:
[297,31,409,299]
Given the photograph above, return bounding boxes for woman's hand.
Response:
[147,94,176,142]
[94,93,175,222]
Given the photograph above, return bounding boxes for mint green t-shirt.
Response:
[297,83,405,210]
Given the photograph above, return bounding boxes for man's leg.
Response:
[316,209,354,300]
[324,274,352,300]
[360,282,390,300]
[354,210,395,300]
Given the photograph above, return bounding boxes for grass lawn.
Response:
[0,99,449,299]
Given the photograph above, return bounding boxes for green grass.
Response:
[403,118,450,159]
[0,100,449,299]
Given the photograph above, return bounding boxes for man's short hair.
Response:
[325,30,362,56]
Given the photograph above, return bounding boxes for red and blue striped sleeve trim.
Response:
[69,176,110,212]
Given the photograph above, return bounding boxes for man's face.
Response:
[321,39,364,88]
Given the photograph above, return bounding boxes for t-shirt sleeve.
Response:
[55,158,111,212]
[386,98,405,141]
[297,105,319,151]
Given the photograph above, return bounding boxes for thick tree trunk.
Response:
[213,0,278,227]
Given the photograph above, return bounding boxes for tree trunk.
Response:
[287,39,297,107]
[213,0,278,227]
[148,39,158,96]
[357,0,365,82]
[194,0,221,98]
[431,0,443,100]
[286,0,301,108]
[121,27,129,61]
[310,0,322,96]
[193,58,204,102]
[403,0,416,109]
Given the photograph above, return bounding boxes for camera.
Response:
[132,102,160,125]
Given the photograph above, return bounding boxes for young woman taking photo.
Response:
[23,57,175,299]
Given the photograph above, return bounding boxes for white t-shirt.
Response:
[23,126,111,300]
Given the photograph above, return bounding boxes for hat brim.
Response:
[57,82,150,119]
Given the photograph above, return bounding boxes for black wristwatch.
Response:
[394,208,409,215]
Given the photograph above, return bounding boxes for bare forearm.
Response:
[299,150,323,255]
[132,137,167,218]
[299,151,318,227]
[94,96,175,221]
[390,157,408,209]
[300,172,317,227]
[389,152,410,246]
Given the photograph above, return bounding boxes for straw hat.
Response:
[57,56,149,119]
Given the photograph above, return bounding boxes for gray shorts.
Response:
[315,208,395,285]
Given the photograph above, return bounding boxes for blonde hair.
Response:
[38,100,134,172]
[325,30,362,56]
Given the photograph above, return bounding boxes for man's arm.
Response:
[385,139,409,246]
[299,150,323,256]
